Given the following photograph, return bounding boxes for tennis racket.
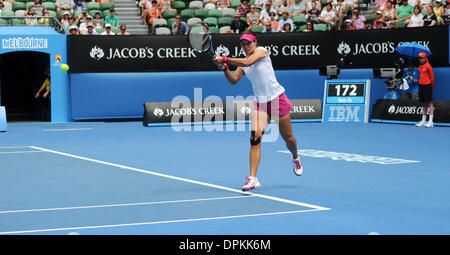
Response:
[187,22,226,70]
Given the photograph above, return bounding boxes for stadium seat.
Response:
[189,1,203,9]
[12,19,25,26]
[15,10,26,16]
[156,27,171,35]
[153,18,168,28]
[180,9,194,21]
[203,17,218,27]
[42,2,56,11]
[208,9,222,19]
[314,23,327,31]
[396,20,406,28]
[112,27,121,34]
[297,24,307,32]
[2,2,12,12]
[88,10,98,17]
[222,8,235,18]
[250,25,264,33]
[218,17,232,27]
[12,2,26,12]
[293,15,307,26]
[100,2,115,11]
[171,1,186,13]
[230,0,241,9]
[194,9,208,19]
[219,25,231,33]
[0,19,9,26]
[48,10,57,18]
[102,10,110,18]
[74,9,83,18]
[187,17,202,27]
[96,27,105,34]
[86,2,100,11]
[209,26,219,34]
[167,17,176,28]
[162,10,177,19]
[1,10,14,17]
[25,2,34,10]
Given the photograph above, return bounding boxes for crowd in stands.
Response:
[137,0,450,34]
[1,0,449,34]
[0,0,130,35]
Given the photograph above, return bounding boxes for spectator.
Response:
[278,10,294,30]
[332,0,346,30]
[26,0,46,17]
[306,0,322,12]
[229,11,248,33]
[93,10,104,29]
[204,0,217,10]
[79,15,93,34]
[75,9,89,28]
[69,25,79,35]
[255,0,267,10]
[74,0,85,11]
[39,9,50,26]
[172,15,188,34]
[274,0,290,15]
[144,0,161,27]
[64,16,77,33]
[105,8,119,28]
[260,2,277,22]
[216,0,230,10]
[374,17,387,29]
[279,21,292,31]
[302,20,314,31]
[237,0,251,17]
[84,22,98,35]
[26,9,38,25]
[351,7,366,29]
[418,0,431,10]
[407,5,423,27]
[60,11,70,27]
[159,0,177,13]
[377,0,389,11]
[344,18,355,29]
[269,11,279,30]
[433,0,445,24]
[395,0,413,22]
[423,5,437,26]
[388,19,398,27]
[55,0,74,17]
[289,0,306,17]
[307,1,321,23]
[246,5,261,29]
[373,10,383,27]
[344,0,359,12]
[35,68,51,120]
[262,20,277,32]
[364,19,372,29]
[318,3,336,29]
[101,23,115,35]
[116,24,131,35]
[382,1,396,22]
[0,1,4,16]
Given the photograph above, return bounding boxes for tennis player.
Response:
[213,31,303,191]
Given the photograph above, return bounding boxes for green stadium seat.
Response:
[297,24,307,32]
[396,20,406,28]
[42,2,56,11]
[218,17,232,27]
[293,15,307,26]
[0,19,9,26]
[1,10,15,17]
[86,2,100,11]
[48,10,57,18]
[203,17,218,27]
[314,23,327,31]
[102,10,110,19]
[250,25,264,33]
[12,2,26,12]
[13,19,25,26]
[167,17,176,28]
[171,1,186,13]
[209,26,219,34]
[194,9,208,19]
[162,10,177,19]
[208,9,222,18]
[112,27,121,34]
[100,2,115,11]
[180,9,194,21]
[96,28,105,34]
[230,0,241,9]
[74,9,83,19]
[88,10,99,17]
[25,2,34,10]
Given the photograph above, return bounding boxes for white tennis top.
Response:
[241,47,285,103]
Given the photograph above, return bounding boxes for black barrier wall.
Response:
[69,26,449,73]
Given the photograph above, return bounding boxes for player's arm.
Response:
[214,49,267,67]
[223,66,245,85]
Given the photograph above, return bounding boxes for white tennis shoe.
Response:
[242,176,261,191]
[293,156,303,176]
[415,121,426,127]
[425,121,434,128]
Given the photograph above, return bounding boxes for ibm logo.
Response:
[327,106,361,122]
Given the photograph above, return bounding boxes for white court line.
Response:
[0,146,32,149]
[42,128,93,132]
[0,195,250,214]
[30,146,331,211]
[0,209,321,235]
[0,151,45,154]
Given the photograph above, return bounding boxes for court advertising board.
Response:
[143,99,322,126]
[371,99,450,124]
[322,79,371,123]
[68,26,449,73]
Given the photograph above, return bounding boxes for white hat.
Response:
[344,19,352,23]
[69,25,78,31]
[105,23,112,28]
[376,10,382,14]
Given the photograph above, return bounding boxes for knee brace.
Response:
[250,130,265,146]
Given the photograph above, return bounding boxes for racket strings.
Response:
[188,25,211,52]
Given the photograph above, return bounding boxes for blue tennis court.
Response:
[0,121,449,235]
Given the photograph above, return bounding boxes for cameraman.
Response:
[401,59,420,100]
